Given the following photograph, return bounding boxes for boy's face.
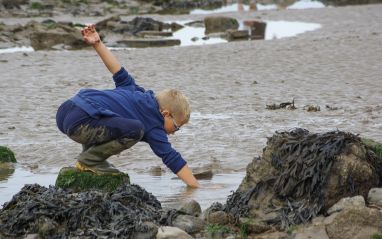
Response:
[161,110,184,135]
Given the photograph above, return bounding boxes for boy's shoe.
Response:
[75,161,122,175]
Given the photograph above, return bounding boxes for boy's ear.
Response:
[161,109,170,117]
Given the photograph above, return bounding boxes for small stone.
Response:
[179,199,202,217]
[303,105,320,112]
[191,37,199,42]
[239,217,271,234]
[368,188,382,207]
[156,226,193,239]
[172,214,205,234]
[207,211,230,225]
[327,196,365,215]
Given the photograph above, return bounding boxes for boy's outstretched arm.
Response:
[177,165,200,188]
[81,24,121,75]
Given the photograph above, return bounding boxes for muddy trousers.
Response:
[56,100,144,173]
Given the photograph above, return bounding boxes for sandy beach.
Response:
[0,4,381,207]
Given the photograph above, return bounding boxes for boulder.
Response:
[239,217,271,234]
[227,129,382,229]
[55,167,130,192]
[326,207,382,239]
[206,210,230,225]
[362,138,382,158]
[116,39,181,48]
[0,146,16,163]
[204,16,239,34]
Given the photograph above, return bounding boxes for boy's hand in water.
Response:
[81,24,100,45]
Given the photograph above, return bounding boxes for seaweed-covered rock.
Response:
[225,129,382,229]
[55,167,130,192]
[0,146,16,163]
[0,183,162,238]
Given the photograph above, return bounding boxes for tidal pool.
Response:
[190,0,325,14]
[167,20,321,45]
[0,165,244,210]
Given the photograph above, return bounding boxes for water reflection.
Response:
[0,163,15,181]
[167,20,321,45]
[190,0,325,14]
[0,166,244,210]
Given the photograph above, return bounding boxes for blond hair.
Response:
[156,89,191,124]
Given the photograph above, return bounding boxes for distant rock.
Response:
[204,16,239,34]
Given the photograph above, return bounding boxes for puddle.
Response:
[0,165,244,210]
[0,46,34,54]
[166,20,321,45]
[190,0,325,14]
[264,21,321,39]
[0,20,320,53]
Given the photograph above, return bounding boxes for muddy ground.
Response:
[0,4,381,207]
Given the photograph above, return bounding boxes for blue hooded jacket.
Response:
[70,67,186,174]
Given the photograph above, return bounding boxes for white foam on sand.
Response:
[0,46,34,54]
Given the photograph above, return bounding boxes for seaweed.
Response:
[0,184,163,238]
[224,128,382,229]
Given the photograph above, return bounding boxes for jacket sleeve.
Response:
[143,128,187,174]
[113,67,145,92]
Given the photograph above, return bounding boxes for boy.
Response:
[56,25,199,188]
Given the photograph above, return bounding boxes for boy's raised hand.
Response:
[81,24,100,45]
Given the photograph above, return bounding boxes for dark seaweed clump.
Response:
[0,183,162,238]
[224,128,382,229]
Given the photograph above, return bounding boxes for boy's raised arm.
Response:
[81,25,121,75]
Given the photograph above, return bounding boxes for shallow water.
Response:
[190,0,325,14]
[0,165,244,210]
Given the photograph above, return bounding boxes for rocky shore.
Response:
[1,1,382,238]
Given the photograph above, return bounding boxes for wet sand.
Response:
[0,4,381,208]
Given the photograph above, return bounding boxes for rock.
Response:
[172,214,205,234]
[95,15,121,31]
[303,105,320,112]
[204,16,239,34]
[179,200,202,217]
[132,221,159,239]
[30,27,87,50]
[239,217,271,234]
[0,184,162,237]
[194,169,213,180]
[185,20,205,28]
[326,207,382,239]
[156,226,193,239]
[293,225,329,239]
[137,31,173,37]
[244,20,266,40]
[0,146,16,163]
[116,39,181,48]
[362,138,382,158]
[368,188,382,207]
[226,30,250,41]
[253,231,289,239]
[207,211,230,225]
[230,129,381,228]
[327,195,365,215]
[55,167,130,192]
[202,202,224,221]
